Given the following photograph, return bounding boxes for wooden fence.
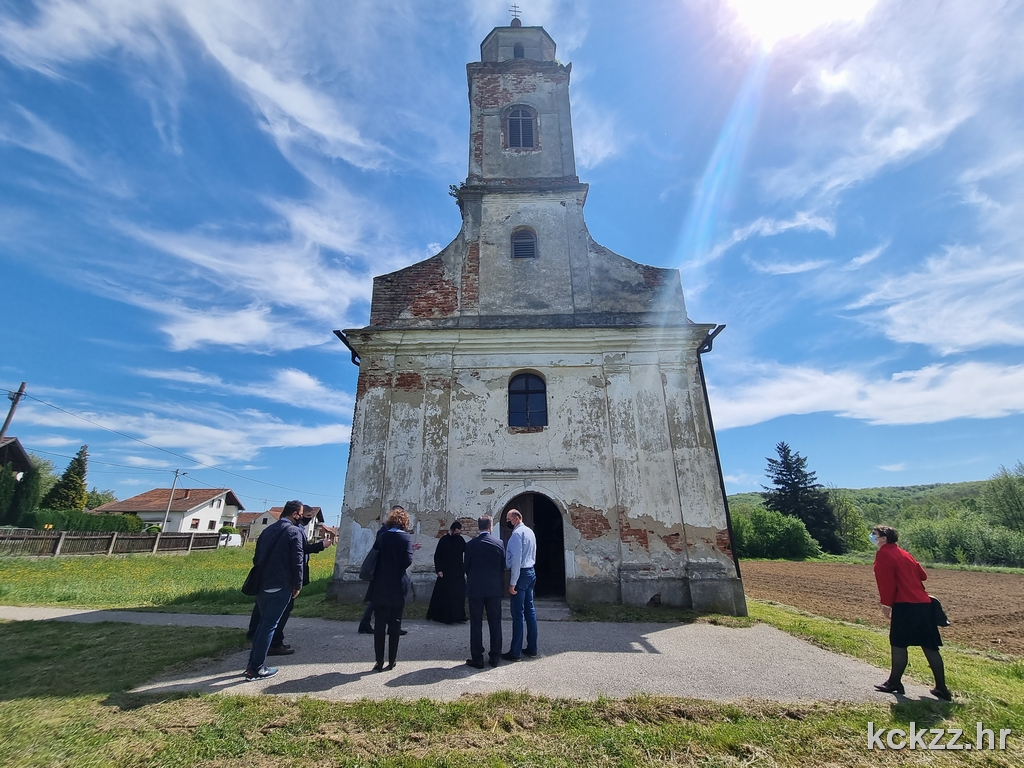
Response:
[0,530,222,557]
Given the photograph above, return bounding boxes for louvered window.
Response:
[509,373,547,428]
[513,43,524,59]
[512,229,536,259]
[508,108,534,148]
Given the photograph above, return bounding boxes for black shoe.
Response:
[466,659,486,669]
[874,680,905,695]
[243,665,278,680]
[399,629,408,636]
[358,627,373,634]
[372,661,383,672]
[522,649,538,657]
[268,645,295,656]
[489,656,500,667]
[500,651,521,662]
[931,687,953,701]
[384,661,397,671]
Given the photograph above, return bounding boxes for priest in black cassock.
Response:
[426,520,467,623]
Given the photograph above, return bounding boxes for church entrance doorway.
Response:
[500,493,566,598]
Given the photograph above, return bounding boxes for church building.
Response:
[328,19,746,615]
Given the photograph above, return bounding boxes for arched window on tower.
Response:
[513,43,524,58]
[507,107,535,148]
[511,229,537,259]
[509,373,547,427]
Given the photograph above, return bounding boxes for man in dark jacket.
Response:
[244,499,305,680]
[247,504,333,654]
[464,515,505,669]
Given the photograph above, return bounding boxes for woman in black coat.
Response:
[368,506,414,671]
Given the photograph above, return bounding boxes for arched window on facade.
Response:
[513,43,525,59]
[511,229,537,259]
[509,373,547,428]
[507,107,535,148]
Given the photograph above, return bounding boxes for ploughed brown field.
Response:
[740,560,1024,656]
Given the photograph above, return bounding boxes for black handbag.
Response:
[359,546,379,582]
[241,526,288,596]
[931,596,951,627]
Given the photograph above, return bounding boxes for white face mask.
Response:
[869,532,879,545]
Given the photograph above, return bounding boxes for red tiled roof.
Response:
[236,512,262,526]
[91,488,244,514]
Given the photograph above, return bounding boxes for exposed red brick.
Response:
[660,532,686,553]
[395,372,423,392]
[640,264,667,289]
[716,529,733,557]
[369,255,458,327]
[355,371,391,398]
[569,503,611,540]
[619,517,649,550]
[461,241,480,312]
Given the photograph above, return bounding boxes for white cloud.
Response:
[30,436,82,448]
[879,463,905,472]
[136,367,354,416]
[850,245,1024,353]
[572,94,627,170]
[709,360,1024,429]
[688,212,834,268]
[844,242,886,270]
[16,398,350,465]
[745,256,829,275]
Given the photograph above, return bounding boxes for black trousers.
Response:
[373,603,404,664]
[468,596,502,663]
[248,597,294,648]
[359,601,374,632]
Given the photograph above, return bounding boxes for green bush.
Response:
[732,506,821,559]
[901,510,1024,567]
[218,526,238,535]
[18,509,144,533]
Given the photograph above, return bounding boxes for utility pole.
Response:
[0,382,27,443]
[160,469,187,532]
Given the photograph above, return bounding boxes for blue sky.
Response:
[2,0,1023,524]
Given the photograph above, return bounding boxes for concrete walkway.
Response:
[0,605,934,704]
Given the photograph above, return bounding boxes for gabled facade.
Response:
[328,20,745,615]
[92,488,242,533]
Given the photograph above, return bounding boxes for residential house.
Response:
[0,436,33,475]
[92,488,243,532]
[246,505,326,542]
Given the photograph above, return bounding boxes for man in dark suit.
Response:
[464,515,505,669]
[243,499,305,681]
[247,504,333,654]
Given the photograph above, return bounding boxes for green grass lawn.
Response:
[1,607,1021,766]
[2,548,1022,764]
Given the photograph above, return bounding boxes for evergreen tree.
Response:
[40,445,89,512]
[762,442,844,554]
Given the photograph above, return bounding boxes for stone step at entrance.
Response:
[501,598,571,622]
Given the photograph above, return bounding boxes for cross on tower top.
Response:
[509,4,521,21]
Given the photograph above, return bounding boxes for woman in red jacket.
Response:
[871,525,951,700]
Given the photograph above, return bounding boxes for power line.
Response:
[12,390,343,499]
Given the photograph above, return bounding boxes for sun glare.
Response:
[727,0,878,50]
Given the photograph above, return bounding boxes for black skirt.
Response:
[890,602,942,649]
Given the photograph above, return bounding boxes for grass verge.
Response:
[1,606,1022,766]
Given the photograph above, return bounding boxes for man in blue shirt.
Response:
[502,509,538,661]
[244,499,305,680]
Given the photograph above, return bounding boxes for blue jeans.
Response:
[509,567,537,657]
[248,588,293,671]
